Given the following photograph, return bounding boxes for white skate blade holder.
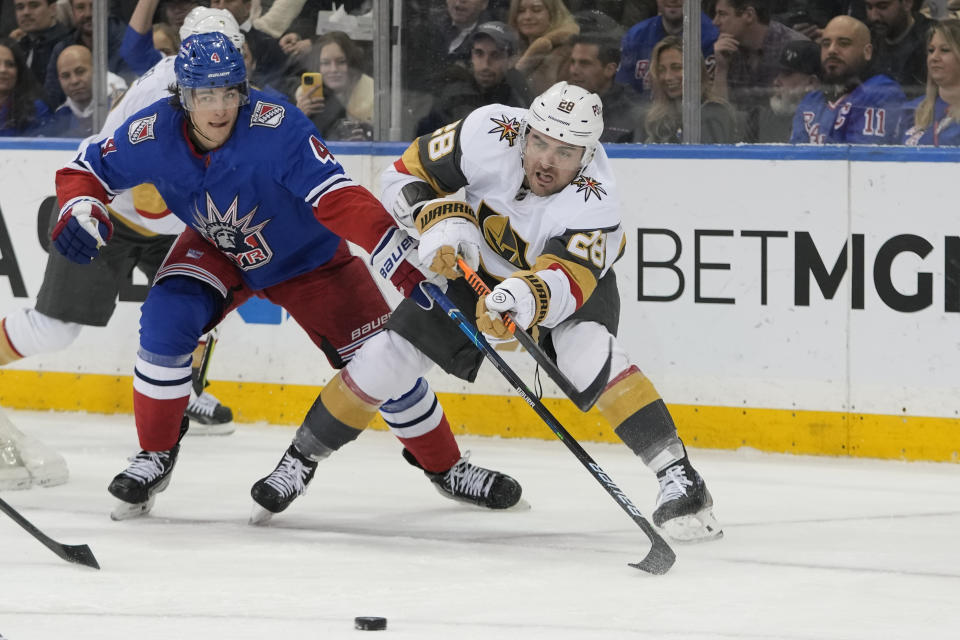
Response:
[660,507,724,543]
[110,495,157,521]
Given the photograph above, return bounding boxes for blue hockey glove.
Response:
[52,197,114,264]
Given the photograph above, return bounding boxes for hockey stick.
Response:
[0,496,100,569]
[192,328,219,396]
[422,283,675,575]
[457,258,611,411]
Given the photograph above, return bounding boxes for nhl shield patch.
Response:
[251,101,285,128]
[128,114,157,144]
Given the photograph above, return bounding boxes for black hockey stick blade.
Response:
[457,258,612,410]
[0,496,100,569]
[629,528,677,574]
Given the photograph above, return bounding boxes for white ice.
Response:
[1,409,958,640]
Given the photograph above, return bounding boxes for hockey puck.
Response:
[354,616,387,631]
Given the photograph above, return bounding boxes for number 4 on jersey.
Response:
[309,135,334,163]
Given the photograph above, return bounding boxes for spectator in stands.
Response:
[121,0,174,74]
[566,32,645,142]
[295,30,373,140]
[46,44,126,137]
[771,2,838,41]
[416,21,530,136]
[617,0,717,97]
[643,35,737,143]
[712,0,809,142]
[12,0,69,88]
[865,0,935,97]
[0,36,51,135]
[509,0,579,95]
[901,19,960,145]
[921,1,960,19]
[159,0,197,30]
[756,39,821,142]
[43,0,128,109]
[210,0,289,88]
[152,22,178,56]
[407,0,494,88]
[790,15,905,143]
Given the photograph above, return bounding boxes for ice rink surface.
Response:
[1,409,958,640]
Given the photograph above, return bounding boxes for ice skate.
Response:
[652,457,723,542]
[108,418,188,520]
[403,448,522,509]
[249,445,318,525]
[184,376,235,435]
[0,439,32,491]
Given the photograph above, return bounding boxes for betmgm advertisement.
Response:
[1,143,958,461]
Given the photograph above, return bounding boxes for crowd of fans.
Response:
[1,0,959,145]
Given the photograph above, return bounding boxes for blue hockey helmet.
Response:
[175,32,249,110]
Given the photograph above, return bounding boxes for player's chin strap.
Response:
[457,257,611,412]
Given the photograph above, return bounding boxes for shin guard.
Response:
[598,365,684,470]
[380,378,460,473]
[294,369,372,459]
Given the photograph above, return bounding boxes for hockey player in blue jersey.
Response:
[616,0,717,95]
[51,32,521,520]
[790,15,905,144]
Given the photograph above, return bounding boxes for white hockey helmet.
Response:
[520,81,604,173]
[179,7,245,48]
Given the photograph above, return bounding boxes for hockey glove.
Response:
[476,273,551,341]
[52,197,113,264]
[371,226,445,310]
[414,199,481,280]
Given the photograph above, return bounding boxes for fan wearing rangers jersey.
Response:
[790,16,905,144]
[264,82,723,542]
[51,32,522,521]
[0,8,242,439]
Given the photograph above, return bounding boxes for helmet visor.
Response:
[181,84,249,111]
[522,127,585,171]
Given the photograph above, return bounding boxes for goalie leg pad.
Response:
[2,310,82,363]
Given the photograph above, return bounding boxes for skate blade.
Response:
[111,495,156,521]
[184,422,236,436]
[29,465,70,488]
[0,469,33,491]
[249,504,275,526]
[660,508,723,543]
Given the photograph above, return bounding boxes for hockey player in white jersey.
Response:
[0,8,240,441]
[382,81,721,541]
[384,82,722,541]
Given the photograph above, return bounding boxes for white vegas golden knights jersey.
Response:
[382,103,626,325]
[77,56,185,236]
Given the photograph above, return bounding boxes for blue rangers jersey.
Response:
[789,74,905,144]
[57,88,396,291]
[615,14,717,95]
[900,95,960,146]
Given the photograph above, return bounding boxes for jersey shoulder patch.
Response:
[128,113,157,144]
[486,112,522,146]
[250,100,286,128]
[571,174,607,202]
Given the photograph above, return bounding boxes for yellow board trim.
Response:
[0,369,957,463]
